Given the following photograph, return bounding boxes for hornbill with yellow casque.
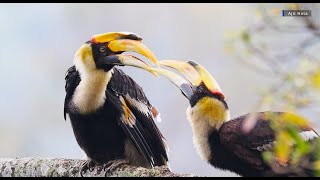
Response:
[64,32,168,175]
[152,60,319,177]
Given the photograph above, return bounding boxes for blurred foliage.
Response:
[314,139,320,176]
[311,69,320,90]
[266,112,313,174]
[226,3,320,176]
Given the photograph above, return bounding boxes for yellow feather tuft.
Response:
[196,97,229,128]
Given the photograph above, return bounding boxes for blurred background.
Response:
[0,3,319,177]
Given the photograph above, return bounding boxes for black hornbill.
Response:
[64,32,168,174]
[152,60,319,177]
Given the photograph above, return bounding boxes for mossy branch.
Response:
[0,157,195,177]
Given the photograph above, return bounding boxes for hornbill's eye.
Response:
[99,46,106,53]
[197,86,204,93]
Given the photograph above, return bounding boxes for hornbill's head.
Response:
[74,32,158,75]
[152,60,230,129]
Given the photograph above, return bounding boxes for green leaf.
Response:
[262,151,273,164]
[286,125,311,165]
[280,113,310,128]
[315,160,320,177]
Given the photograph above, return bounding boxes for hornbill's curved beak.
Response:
[92,32,159,76]
[151,60,225,99]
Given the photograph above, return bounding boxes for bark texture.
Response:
[0,157,195,177]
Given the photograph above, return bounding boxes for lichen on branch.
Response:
[0,157,195,177]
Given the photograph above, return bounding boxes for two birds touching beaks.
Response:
[63,32,319,177]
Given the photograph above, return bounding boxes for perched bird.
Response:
[64,32,169,175]
[152,60,319,177]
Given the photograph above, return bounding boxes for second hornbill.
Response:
[152,60,319,177]
[64,32,168,174]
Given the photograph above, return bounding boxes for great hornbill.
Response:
[64,32,168,174]
[152,60,319,177]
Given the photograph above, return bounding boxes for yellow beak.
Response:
[159,60,202,86]
[92,32,159,67]
[151,67,194,99]
[152,60,225,99]
[108,39,159,67]
[186,61,224,97]
[107,54,158,77]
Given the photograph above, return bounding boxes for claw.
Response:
[104,159,128,176]
[80,160,96,177]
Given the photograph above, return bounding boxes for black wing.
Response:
[107,68,169,167]
[64,66,81,120]
[220,111,319,169]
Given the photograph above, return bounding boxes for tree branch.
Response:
[0,157,195,177]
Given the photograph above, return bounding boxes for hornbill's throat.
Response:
[91,32,159,76]
[151,60,225,100]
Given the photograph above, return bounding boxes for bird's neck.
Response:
[190,97,230,129]
[186,97,230,161]
[73,69,113,114]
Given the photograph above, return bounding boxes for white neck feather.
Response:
[73,69,113,114]
[72,43,113,114]
[186,97,230,161]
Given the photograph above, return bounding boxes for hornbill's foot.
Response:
[80,159,97,177]
[104,159,128,176]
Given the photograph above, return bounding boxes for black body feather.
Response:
[206,112,318,177]
[64,66,168,167]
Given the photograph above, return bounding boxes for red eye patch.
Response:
[211,90,225,100]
